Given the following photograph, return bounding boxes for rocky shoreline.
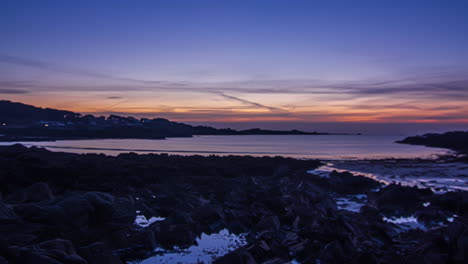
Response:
[397,131,468,157]
[0,144,467,264]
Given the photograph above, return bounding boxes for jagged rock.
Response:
[7,183,54,204]
[79,242,123,264]
[38,239,86,264]
[0,199,17,224]
[256,215,281,232]
[84,192,115,224]
[319,240,346,264]
[0,256,8,264]
[155,224,195,248]
[370,184,433,214]
[310,170,381,195]
[246,241,274,262]
[128,229,157,250]
[214,248,257,264]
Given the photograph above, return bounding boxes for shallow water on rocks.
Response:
[130,229,247,264]
[312,160,468,192]
[334,194,368,212]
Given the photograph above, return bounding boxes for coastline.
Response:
[0,144,466,264]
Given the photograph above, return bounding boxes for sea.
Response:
[0,135,449,159]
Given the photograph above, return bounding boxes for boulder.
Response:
[155,224,196,248]
[214,248,257,264]
[38,239,86,264]
[79,242,123,264]
[255,215,281,232]
[84,192,115,224]
[370,184,433,214]
[0,199,17,224]
[319,240,346,264]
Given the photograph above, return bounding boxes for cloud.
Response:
[331,103,422,110]
[1,54,468,123]
[0,88,30,94]
[217,93,286,112]
[3,54,468,100]
[427,106,463,111]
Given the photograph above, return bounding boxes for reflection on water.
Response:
[131,229,247,264]
[0,135,448,160]
[326,160,468,192]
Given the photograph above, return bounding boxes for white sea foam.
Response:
[134,215,166,228]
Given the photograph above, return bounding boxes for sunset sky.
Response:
[1,0,468,132]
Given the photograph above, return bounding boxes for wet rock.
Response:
[0,199,17,224]
[311,170,380,195]
[0,256,8,264]
[214,248,257,264]
[38,239,86,264]
[84,192,115,224]
[7,183,54,204]
[370,184,433,215]
[155,224,196,248]
[23,251,64,264]
[261,258,289,264]
[256,215,280,232]
[430,191,468,213]
[128,229,157,250]
[193,204,224,224]
[319,240,346,264]
[79,242,123,264]
[246,240,274,262]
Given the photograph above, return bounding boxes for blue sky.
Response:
[1,0,468,130]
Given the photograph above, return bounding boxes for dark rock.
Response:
[84,192,115,224]
[255,215,280,232]
[246,240,278,263]
[0,199,17,224]
[214,248,257,264]
[25,182,54,203]
[128,229,157,250]
[79,242,123,264]
[38,239,86,264]
[0,256,8,264]
[370,184,433,214]
[310,170,381,195]
[319,240,346,264]
[155,224,195,248]
[430,191,468,213]
[23,251,64,264]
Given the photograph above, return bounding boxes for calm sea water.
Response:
[0,135,448,159]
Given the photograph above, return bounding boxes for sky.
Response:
[1,0,468,134]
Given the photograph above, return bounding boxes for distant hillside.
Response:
[0,100,80,123]
[0,100,332,141]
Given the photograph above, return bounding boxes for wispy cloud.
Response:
[0,88,30,94]
[1,54,468,123]
[217,93,286,112]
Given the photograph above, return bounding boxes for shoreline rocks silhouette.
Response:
[0,144,466,264]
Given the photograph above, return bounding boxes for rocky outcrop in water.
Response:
[397,131,468,155]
